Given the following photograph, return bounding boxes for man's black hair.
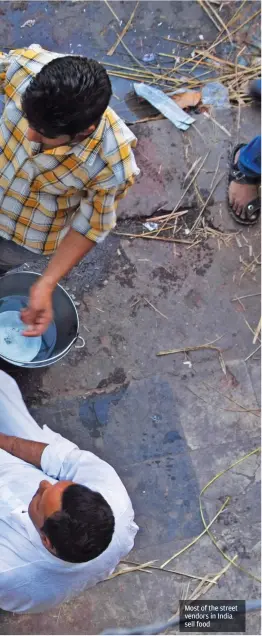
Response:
[42,484,115,563]
[22,56,112,138]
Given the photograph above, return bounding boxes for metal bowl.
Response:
[0,272,80,368]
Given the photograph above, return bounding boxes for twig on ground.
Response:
[144,297,169,320]
[148,210,189,223]
[215,0,247,41]
[206,7,261,53]
[127,114,164,124]
[232,292,261,301]
[205,0,233,42]
[194,49,247,70]
[190,170,225,233]
[243,316,261,343]
[199,447,261,582]
[240,252,261,280]
[157,336,226,375]
[245,344,261,362]
[161,497,230,569]
[107,560,156,580]
[192,557,237,599]
[203,382,260,417]
[121,560,217,583]
[104,0,122,24]
[113,231,193,244]
[183,157,202,184]
[253,317,261,344]
[155,153,210,236]
[197,0,221,31]
[186,386,260,416]
[203,112,231,137]
[107,1,139,56]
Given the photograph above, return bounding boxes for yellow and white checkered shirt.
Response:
[0,45,139,255]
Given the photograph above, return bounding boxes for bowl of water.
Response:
[0,272,79,368]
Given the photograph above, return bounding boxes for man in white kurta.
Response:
[0,370,138,613]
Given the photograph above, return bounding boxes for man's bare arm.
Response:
[38,229,95,291]
[0,433,47,468]
[22,229,94,336]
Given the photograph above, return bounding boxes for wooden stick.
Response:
[243,316,261,343]
[197,0,221,31]
[193,49,248,70]
[183,157,202,184]
[144,297,168,320]
[205,0,233,42]
[157,343,223,356]
[203,112,231,137]
[113,232,192,244]
[148,210,189,222]
[208,8,261,52]
[232,293,261,301]
[215,0,247,39]
[245,344,261,362]
[107,1,139,56]
[128,115,164,125]
[157,336,227,374]
[253,317,262,344]
[162,36,210,46]
[203,381,260,415]
[107,68,156,78]
[156,153,210,235]
[161,498,229,568]
[102,61,155,74]
[190,6,260,72]
[121,560,217,583]
[158,52,215,68]
[190,172,225,233]
[104,0,122,25]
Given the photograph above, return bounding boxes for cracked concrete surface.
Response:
[0,1,261,634]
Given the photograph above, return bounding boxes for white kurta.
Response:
[0,370,138,613]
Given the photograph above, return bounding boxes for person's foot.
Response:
[228,149,259,220]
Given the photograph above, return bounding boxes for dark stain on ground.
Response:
[12,1,28,9]
[188,241,214,277]
[150,266,184,297]
[184,289,204,309]
[60,235,121,298]
[217,509,238,526]
[67,346,92,368]
[152,266,176,284]
[163,430,182,443]
[79,387,126,437]
[115,263,137,288]
[97,367,127,389]
[109,330,127,352]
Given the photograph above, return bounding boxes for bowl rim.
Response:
[0,271,79,366]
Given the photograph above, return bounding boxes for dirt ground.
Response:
[0,2,261,635]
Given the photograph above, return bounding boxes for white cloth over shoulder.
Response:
[0,370,138,613]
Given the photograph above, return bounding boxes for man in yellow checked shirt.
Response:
[0,45,139,336]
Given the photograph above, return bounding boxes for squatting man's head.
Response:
[22,55,112,146]
[28,480,115,563]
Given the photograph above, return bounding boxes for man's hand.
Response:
[21,279,54,337]
[21,230,95,337]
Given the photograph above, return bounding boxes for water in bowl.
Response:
[0,295,57,362]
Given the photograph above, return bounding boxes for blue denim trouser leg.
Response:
[238,136,261,178]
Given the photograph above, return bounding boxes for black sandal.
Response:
[228,143,261,225]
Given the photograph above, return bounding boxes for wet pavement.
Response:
[0,1,261,635]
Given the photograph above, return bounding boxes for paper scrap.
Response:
[134,83,195,131]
